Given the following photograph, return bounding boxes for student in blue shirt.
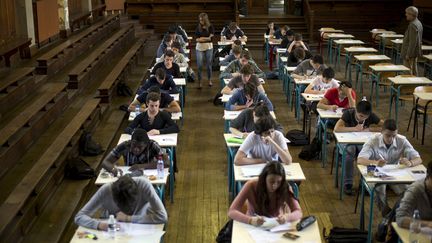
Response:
[225,82,273,111]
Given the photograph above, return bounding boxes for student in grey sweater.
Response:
[75,176,168,230]
[396,161,432,229]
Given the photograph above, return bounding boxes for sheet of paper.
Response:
[269,222,295,232]
[377,165,409,177]
[241,165,292,177]
[246,228,281,243]
[260,217,279,230]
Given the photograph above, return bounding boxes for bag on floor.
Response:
[117,82,133,96]
[298,137,321,161]
[286,129,309,146]
[325,227,368,243]
[65,157,96,180]
[79,131,103,156]
[216,219,233,243]
[213,92,223,106]
[375,198,402,242]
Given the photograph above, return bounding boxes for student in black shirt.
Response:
[333,101,384,195]
[222,21,247,42]
[151,50,182,78]
[195,12,215,88]
[125,92,179,136]
[140,68,178,94]
[129,85,181,113]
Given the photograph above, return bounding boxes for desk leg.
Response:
[367,186,376,243]
[336,45,341,69]
[359,178,365,230]
[169,147,175,203]
[339,146,347,200]
[389,86,395,118]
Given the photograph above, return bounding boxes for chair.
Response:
[407,86,432,145]
[370,63,396,104]
[319,28,335,55]
[371,29,386,47]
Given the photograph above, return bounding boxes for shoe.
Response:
[344,184,354,196]
[208,81,213,87]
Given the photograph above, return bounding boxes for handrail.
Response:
[303,0,315,43]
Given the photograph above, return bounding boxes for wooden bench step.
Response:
[0,83,68,179]
[0,98,101,242]
[98,39,145,103]
[21,108,127,243]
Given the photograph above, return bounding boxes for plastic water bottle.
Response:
[157,155,164,179]
[135,105,140,115]
[108,214,117,239]
[409,210,421,243]
[362,96,367,101]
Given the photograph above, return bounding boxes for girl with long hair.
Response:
[195,12,214,88]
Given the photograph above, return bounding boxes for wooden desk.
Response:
[0,37,32,67]
[378,33,403,54]
[267,39,282,71]
[232,220,321,243]
[369,64,410,106]
[294,78,315,120]
[333,132,379,199]
[300,93,324,138]
[388,77,432,124]
[344,47,378,81]
[96,166,169,200]
[317,108,343,168]
[358,164,426,242]
[332,39,365,67]
[353,55,392,93]
[118,133,177,202]
[391,222,432,243]
[70,223,164,243]
[327,34,354,61]
[234,163,305,197]
[318,28,344,54]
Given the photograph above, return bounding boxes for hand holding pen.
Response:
[276,202,290,224]
[377,154,387,167]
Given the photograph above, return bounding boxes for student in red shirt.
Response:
[317,81,356,111]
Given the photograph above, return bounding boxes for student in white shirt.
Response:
[304,67,339,94]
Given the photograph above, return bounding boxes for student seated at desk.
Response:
[287,47,307,67]
[304,67,339,94]
[125,92,179,135]
[221,63,264,95]
[265,21,278,37]
[286,33,309,53]
[151,50,182,78]
[220,51,265,79]
[158,42,196,81]
[228,161,302,226]
[280,30,294,49]
[156,35,173,58]
[140,68,178,94]
[234,116,292,165]
[173,23,188,43]
[129,85,181,113]
[221,21,247,42]
[225,82,273,111]
[396,161,432,229]
[102,129,170,174]
[333,101,383,195]
[219,39,242,58]
[220,45,242,67]
[75,176,168,230]
[357,119,422,216]
[164,25,187,51]
[230,103,283,139]
[291,54,325,80]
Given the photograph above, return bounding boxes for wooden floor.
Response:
[159,47,432,242]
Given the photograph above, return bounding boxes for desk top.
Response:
[379,33,404,38]
[369,64,410,72]
[301,93,324,101]
[224,110,276,120]
[234,163,306,182]
[391,222,432,243]
[95,167,169,185]
[218,40,246,46]
[333,39,364,45]
[370,30,395,35]
[220,94,232,103]
[220,65,227,71]
[173,78,186,86]
[344,47,377,53]
[358,164,426,184]
[414,92,432,101]
[354,55,391,61]
[277,48,287,53]
[327,33,354,39]
[129,111,182,121]
[284,66,296,72]
[294,78,314,85]
[389,77,432,85]
[118,133,178,147]
[280,56,287,63]
[224,133,289,148]
[317,108,343,119]
[423,45,432,51]
[319,28,344,33]
[223,78,265,85]
[334,132,378,144]
[70,223,164,243]
[232,220,321,243]
[425,54,432,61]
[391,39,403,45]
[269,39,282,45]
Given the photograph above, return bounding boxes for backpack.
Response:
[325,227,368,243]
[213,92,223,106]
[65,157,96,180]
[216,219,233,243]
[286,129,309,146]
[79,131,103,156]
[298,137,321,161]
[375,198,402,242]
[265,71,279,80]
[117,82,133,96]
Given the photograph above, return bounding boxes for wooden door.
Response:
[248,0,268,14]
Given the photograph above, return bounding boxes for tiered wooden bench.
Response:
[0,37,32,67]
[98,39,145,103]
[0,83,68,179]
[0,98,101,243]
[68,24,135,90]
[36,14,120,76]
[0,67,35,118]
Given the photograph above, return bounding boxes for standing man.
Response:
[401,6,423,75]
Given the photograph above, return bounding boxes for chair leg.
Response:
[330,146,336,175]
[422,113,427,145]
[407,107,415,132]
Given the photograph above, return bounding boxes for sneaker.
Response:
[344,184,354,196]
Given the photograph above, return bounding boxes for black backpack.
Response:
[216,219,233,243]
[325,227,368,243]
[65,157,96,180]
[286,129,309,146]
[117,81,133,96]
[298,137,321,161]
[79,131,103,156]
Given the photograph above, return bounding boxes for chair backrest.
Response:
[371,28,386,40]
[414,86,432,106]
